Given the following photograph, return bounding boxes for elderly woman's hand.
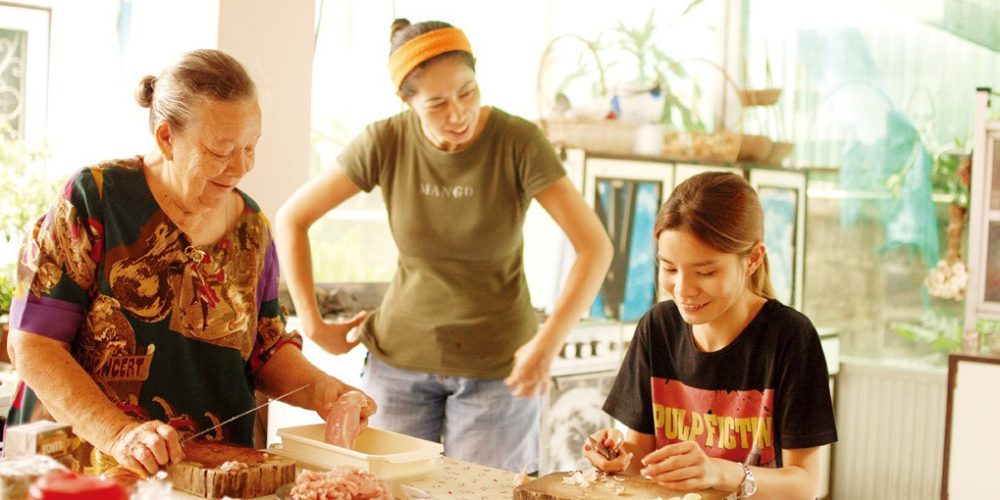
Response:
[108,420,184,475]
[311,377,378,421]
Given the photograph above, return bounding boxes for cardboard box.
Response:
[4,420,72,459]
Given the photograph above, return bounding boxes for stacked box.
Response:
[4,420,77,470]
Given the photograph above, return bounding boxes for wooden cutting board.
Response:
[168,441,296,499]
[514,472,731,500]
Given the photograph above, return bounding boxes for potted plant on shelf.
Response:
[0,125,59,360]
[536,2,743,160]
[604,5,708,131]
[602,3,754,161]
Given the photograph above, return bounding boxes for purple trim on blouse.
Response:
[256,240,279,312]
[9,294,84,343]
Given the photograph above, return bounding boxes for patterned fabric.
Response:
[8,157,302,456]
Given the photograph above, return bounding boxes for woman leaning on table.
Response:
[275,19,612,473]
[6,49,375,475]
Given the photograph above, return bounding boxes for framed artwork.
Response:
[758,186,798,306]
[0,2,50,143]
[584,158,673,321]
[749,168,807,310]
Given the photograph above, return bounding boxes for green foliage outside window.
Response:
[0,125,60,315]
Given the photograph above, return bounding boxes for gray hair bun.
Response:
[134,75,157,108]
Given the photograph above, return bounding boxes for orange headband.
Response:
[388,27,473,90]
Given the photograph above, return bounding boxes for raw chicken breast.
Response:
[324,391,369,449]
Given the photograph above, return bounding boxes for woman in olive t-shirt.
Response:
[275,19,612,472]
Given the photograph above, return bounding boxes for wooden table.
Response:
[171,456,517,499]
[514,471,731,500]
[170,460,728,499]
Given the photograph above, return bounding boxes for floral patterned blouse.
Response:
[8,157,302,451]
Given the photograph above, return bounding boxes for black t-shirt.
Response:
[603,299,837,468]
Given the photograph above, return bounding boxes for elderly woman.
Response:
[276,19,613,473]
[6,49,375,475]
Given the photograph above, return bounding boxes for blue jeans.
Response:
[362,355,540,473]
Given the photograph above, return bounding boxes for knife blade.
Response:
[587,434,620,461]
[182,383,311,443]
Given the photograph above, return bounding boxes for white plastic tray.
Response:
[270,424,443,481]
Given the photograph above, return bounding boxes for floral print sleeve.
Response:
[248,236,303,374]
[10,169,104,343]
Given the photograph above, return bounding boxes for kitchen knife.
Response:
[182,383,311,443]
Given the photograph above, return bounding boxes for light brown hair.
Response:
[654,171,775,299]
[135,49,256,133]
[389,19,476,98]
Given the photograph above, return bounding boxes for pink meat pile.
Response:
[288,468,393,500]
[325,390,369,449]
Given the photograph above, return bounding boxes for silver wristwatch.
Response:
[737,463,757,498]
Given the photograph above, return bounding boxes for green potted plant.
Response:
[603,3,711,131]
[600,4,752,162]
[0,125,59,359]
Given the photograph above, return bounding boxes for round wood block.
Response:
[169,441,296,499]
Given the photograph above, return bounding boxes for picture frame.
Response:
[749,168,807,310]
[584,156,673,321]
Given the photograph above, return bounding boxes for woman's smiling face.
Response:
[657,228,753,325]
[163,98,262,209]
[405,56,481,151]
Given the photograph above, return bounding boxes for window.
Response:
[0,3,50,143]
[743,0,1000,361]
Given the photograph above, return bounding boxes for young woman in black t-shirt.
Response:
[584,172,837,499]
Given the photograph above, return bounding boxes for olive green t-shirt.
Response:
[338,108,565,379]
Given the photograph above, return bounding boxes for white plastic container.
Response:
[271,424,443,481]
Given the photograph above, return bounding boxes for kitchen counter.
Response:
[171,456,516,499]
